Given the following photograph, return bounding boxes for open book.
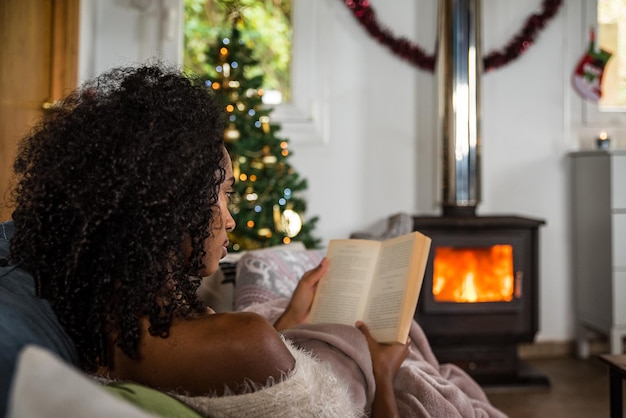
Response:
[309,231,431,344]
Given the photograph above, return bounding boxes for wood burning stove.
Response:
[413,214,548,388]
[411,0,549,389]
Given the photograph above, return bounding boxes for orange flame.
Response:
[432,245,514,303]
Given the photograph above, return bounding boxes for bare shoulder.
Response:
[108,312,295,395]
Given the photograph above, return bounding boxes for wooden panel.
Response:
[49,0,80,105]
[0,0,79,221]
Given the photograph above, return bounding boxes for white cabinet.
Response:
[571,151,626,358]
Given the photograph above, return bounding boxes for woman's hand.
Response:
[356,321,410,418]
[273,258,328,331]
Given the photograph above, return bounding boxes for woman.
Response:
[9,65,408,417]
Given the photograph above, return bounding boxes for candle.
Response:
[596,130,610,150]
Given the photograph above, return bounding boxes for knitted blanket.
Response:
[173,337,362,418]
[246,299,508,418]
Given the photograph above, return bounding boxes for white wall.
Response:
[79,0,183,82]
[81,0,597,344]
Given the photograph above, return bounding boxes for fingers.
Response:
[299,258,328,286]
[355,321,375,343]
[275,259,330,332]
[357,321,411,351]
[312,257,328,275]
[358,321,410,382]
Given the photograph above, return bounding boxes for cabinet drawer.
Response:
[614,214,626,268]
[612,155,626,209]
[614,270,626,324]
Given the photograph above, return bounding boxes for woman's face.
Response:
[199,149,236,277]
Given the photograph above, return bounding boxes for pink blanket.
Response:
[245,299,507,418]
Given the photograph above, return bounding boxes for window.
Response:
[598,0,626,110]
[183,0,328,143]
[571,0,626,130]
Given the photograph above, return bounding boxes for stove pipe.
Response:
[436,0,482,217]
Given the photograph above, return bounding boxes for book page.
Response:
[309,240,380,326]
[363,236,415,341]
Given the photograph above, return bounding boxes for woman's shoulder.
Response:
[108,311,295,396]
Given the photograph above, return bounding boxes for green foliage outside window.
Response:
[184,0,292,101]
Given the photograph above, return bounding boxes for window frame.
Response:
[572,0,626,127]
[269,0,330,144]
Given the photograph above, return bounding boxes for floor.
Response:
[485,355,615,418]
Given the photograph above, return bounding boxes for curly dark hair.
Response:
[9,65,226,372]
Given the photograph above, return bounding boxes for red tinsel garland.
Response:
[343,0,563,73]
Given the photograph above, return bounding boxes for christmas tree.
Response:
[203,22,320,252]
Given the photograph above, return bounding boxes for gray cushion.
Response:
[234,246,324,310]
[0,221,79,417]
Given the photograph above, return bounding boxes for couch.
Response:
[1,220,505,417]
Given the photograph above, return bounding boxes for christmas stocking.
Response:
[572,28,612,102]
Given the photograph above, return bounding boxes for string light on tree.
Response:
[224,123,240,142]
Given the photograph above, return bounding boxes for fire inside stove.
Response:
[432,245,516,303]
[412,215,546,388]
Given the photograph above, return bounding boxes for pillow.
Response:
[7,345,158,418]
[234,248,325,311]
[103,382,202,418]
